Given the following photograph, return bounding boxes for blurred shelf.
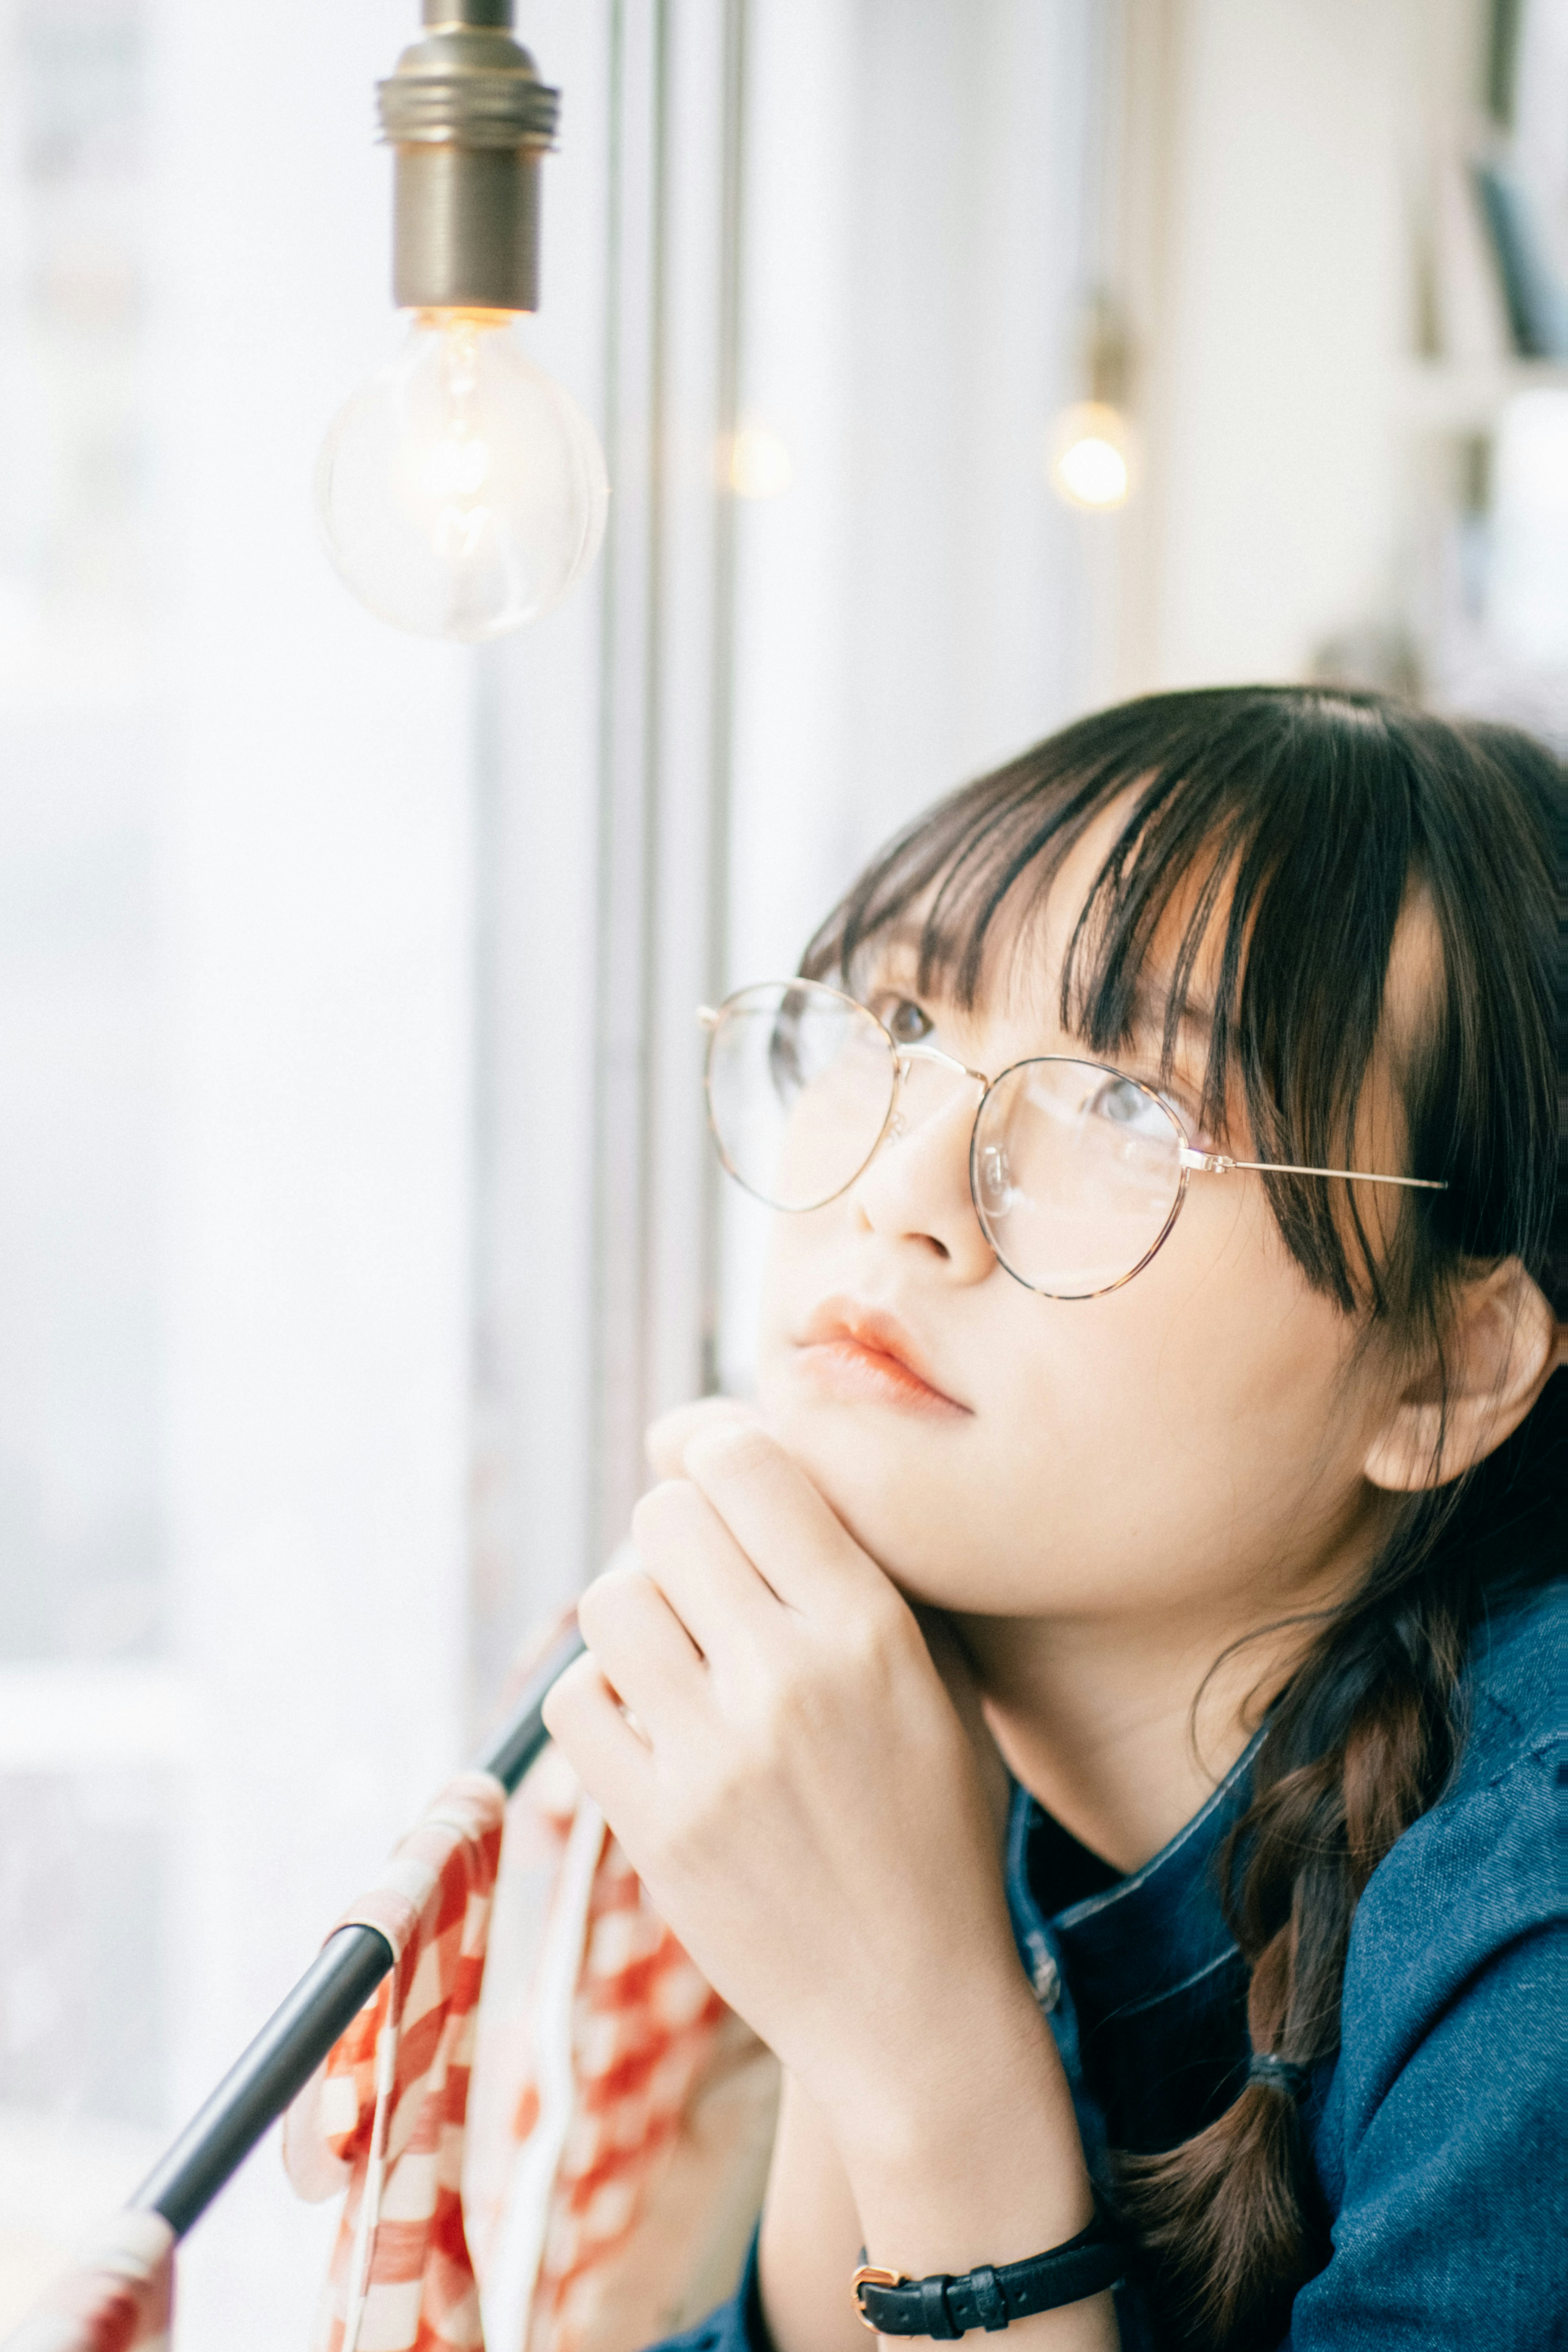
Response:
[1396,357,1568,431]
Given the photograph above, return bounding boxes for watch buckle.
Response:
[851,2265,906,2333]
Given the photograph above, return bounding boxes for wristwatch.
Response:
[851,2197,1125,2337]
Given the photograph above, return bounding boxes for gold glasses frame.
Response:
[698,979,1448,1302]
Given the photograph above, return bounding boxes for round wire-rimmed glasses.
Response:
[699,978,1447,1302]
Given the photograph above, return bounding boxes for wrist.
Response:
[820,1965,1063,2158]
[823,1984,1094,2278]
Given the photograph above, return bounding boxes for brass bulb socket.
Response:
[378,18,560,314]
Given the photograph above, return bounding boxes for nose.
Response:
[849,1062,996,1280]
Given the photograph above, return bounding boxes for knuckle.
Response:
[685,1420,777,1485]
[644,1397,755,1477]
[574,1583,609,1646]
[642,1405,695,1478]
[751,1652,833,1747]
[630,1477,702,1555]
[577,1563,644,1640]
[539,1651,593,1733]
[653,1776,730,1876]
[750,1679,800,1752]
[842,1597,899,1669]
[839,1597,921,1696]
[696,1750,759,1838]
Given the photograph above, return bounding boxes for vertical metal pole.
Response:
[586,0,751,1564]
[468,647,507,1726]
[590,0,672,1567]
[699,0,748,1394]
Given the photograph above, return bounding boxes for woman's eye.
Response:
[1089,1074,1178,1139]
[882,997,934,1046]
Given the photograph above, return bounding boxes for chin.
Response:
[760,1384,974,1604]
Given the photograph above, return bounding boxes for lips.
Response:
[796,1296,970,1415]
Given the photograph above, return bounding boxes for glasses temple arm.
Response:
[1180,1147,1446,1192]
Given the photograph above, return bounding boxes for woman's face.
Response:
[754,807,1409,1641]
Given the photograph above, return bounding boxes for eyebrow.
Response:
[1127,979,1215,1041]
[863,921,925,965]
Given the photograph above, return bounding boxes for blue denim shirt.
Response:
[640,1579,1564,2350]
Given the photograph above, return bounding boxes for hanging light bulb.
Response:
[317,0,608,642]
[1049,290,1134,514]
[318,308,606,639]
[1051,401,1131,511]
[722,423,794,500]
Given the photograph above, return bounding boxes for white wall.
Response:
[726,0,1096,986]
[1138,0,1466,688]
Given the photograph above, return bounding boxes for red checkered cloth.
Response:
[473,1761,776,2352]
[285,1572,782,2352]
[288,1744,777,2352]
[0,2212,174,2352]
[283,1771,509,2352]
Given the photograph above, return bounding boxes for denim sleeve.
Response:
[1285,1920,1567,2347]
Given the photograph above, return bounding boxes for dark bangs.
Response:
[802,686,1559,1321]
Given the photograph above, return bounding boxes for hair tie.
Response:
[1247,2052,1312,2102]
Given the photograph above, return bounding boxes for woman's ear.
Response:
[1364,1259,1561,1494]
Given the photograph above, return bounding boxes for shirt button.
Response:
[1031,1951,1060,2010]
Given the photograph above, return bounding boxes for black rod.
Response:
[134,1924,396,2237]
[472,1622,585,1789]
[132,1621,586,2237]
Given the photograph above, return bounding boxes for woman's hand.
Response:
[651,1397,1016,1851]
[545,1419,1024,2115]
[543,1423,1073,2171]
[544,1410,1113,2341]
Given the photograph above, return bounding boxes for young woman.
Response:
[541,686,1563,2351]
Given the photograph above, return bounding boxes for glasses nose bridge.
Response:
[885,1042,989,1154]
[893,1040,991,1091]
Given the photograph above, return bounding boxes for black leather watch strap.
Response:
[851,2199,1125,2337]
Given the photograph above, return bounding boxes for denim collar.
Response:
[1006,1723,1265,2022]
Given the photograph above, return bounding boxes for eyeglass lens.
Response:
[705,980,1188,1298]
[973,1060,1183,1296]
[705,983,895,1211]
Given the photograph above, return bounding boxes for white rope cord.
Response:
[341,1972,404,2352]
[478,1793,606,2352]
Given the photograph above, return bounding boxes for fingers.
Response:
[680,1421,886,1618]
[630,1476,780,1656]
[646,1395,760,1481]
[637,1408,905,1675]
[541,1647,655,1813]
[575,1560,706,1740]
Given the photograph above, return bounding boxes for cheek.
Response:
[754,1210,820,1368]
[1047,1192,1362,1476]
[1163,1187,1366,1428]
[1004,1207,1379,1597]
